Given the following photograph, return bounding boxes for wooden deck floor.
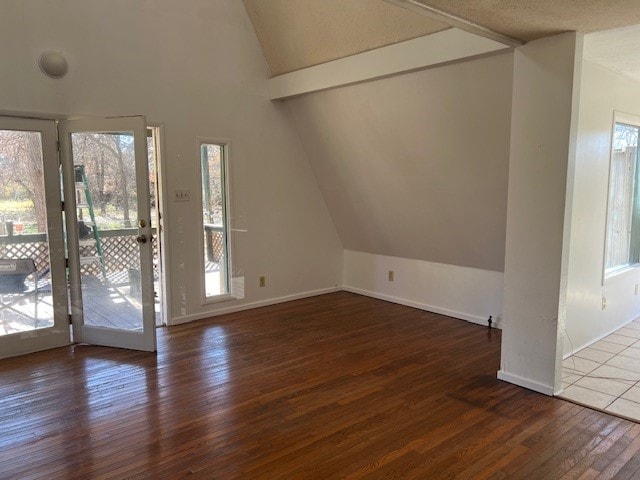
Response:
[0,273,161,337]
[1,292,640,479]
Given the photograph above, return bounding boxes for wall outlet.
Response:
[635,284,639,296]
[174,189,190,202]
[602,296,607,310]
[388,270,394,282]
[259,275,265,287]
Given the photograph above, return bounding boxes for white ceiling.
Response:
[243,1,640,76]
[242,0,448,75]
[584,24,640,83]
[411,0,640,42]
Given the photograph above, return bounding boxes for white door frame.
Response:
[147,123,170,327]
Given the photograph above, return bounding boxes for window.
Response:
[605,118,640,276]
[200,141,230,299]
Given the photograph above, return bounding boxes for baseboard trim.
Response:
[169,286,342,326]
[497,370,554,396]
[169,284,499,331]
[342,285,496,328]
[562,315,640,359]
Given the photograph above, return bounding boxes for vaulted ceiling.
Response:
[243,0,640,76]
[242,0,449,76]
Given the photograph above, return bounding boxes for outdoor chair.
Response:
[0,258,41,325]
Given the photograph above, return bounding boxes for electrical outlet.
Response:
[602,297,607,310]
[259,276,265,287]
[635,284,639,296]
[388,270,394,282]
[174,189,190,202]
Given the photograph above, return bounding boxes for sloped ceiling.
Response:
[410,0,640,42]
[242,0,449,75]
[244,0,640,76]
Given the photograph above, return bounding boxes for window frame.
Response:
[603,111,640,282]
[197,137,234,304]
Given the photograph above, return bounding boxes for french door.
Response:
[59,117,156,351]
[0,115,156,360]
[0,117,69,358]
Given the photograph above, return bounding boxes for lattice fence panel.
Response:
[0,240,50,272]
[205,230,224,263]
[1,232,159,278]
[80,234,159,277]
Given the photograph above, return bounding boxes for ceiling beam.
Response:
[382,0,524,47]
[269,29,510,100]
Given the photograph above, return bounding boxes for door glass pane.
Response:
[201,143,228,297]
[606,123,640,273]
[70,132,143,331]
[0,130,54,335]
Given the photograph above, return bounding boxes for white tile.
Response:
[562,372,583,387]
[619,347,640,360]
[590,340,628,354]
[574,376,631,397]
[590,365,640,382]
[574,348,615,364]
[616,327,640,339]
[605,334,638,346]
[607,355,640,373]
[621,386,640,404]
[624,321,640,331]
[561,385,617,409]
[562,357,601,374]
[606,398,640,422]
[562,369,580,378]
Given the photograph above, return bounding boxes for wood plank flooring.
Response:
[1,291,640,479]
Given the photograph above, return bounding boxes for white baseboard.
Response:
[169,286,341,326]
[562,316,640,359]
[343,285,495,328]
[497,370,554,396]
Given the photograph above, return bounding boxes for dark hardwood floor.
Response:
[1,291,639,479]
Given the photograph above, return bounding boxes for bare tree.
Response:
[0,131,47,232]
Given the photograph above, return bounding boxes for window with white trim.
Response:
[200,142,230,298]
[605,118,640,276]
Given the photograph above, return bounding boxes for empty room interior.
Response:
[5,0,640,478]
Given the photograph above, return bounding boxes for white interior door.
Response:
[0,116,70,359]
[59,116,156,352]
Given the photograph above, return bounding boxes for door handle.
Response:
[136,235,147,244]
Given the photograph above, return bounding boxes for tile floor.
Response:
[560,318,640,422]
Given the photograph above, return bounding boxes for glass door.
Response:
[59,117,156,352]
[0,117,70,359]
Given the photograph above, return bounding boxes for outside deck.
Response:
[0,227,226,338]
[0,228,163,336]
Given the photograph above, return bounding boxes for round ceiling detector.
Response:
[38,51,68,78]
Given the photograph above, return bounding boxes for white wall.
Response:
[343,250,503,327]
[0,0,343,322]
[563,61,640,356]
[280,52,513,329]
[498,33,583,396]
[284,52,514,273]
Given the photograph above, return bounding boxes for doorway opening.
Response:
[147,125,167,327]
